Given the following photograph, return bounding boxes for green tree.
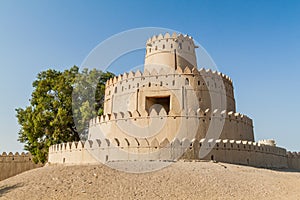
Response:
[16,66,114,163]
[72,68,114,139]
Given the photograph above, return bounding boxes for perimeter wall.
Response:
[0,152,42,181]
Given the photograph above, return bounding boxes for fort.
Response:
[48,33,300,170]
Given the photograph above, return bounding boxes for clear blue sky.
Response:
[0,0,299,152]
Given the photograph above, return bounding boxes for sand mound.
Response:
[0,161,299,200]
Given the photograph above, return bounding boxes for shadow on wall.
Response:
[0,183,23,197]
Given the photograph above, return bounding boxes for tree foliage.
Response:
[16,66,114,163]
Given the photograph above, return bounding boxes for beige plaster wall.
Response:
[104,68,236,118]
[191,139,288,169]
[48,138,297,170]
[287,152,300,170]
[144,33,197,71]
[89,107,254,143]
[0,152,42,181]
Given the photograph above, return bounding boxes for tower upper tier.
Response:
[144,33,198,72]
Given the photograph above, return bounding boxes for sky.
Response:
[0,0,299,152]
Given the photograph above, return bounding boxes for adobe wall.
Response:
[144,33,197,71]
[0,152,42,181]
[89,107,254,143]
[287,152,300,170]
[48,138,184,164]
[103,67,236,116]
[188,139,288,169]
[48,138,297,170]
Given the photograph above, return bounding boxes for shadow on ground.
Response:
[0,183,23,197]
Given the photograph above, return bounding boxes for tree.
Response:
[72,68,114,139]
[16,66,114,163]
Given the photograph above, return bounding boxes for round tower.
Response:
[144,33,198,72]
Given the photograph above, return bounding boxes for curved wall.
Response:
[48,138,298,170]
[103,67,236,116]
[144,33,197,71]
[89,108,254,142]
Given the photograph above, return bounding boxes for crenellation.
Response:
[0,151,42,180]
[146,32,193,44]
[89,107,253,143]
[135,70,142,77]
[73,141,79,149]
[181,138,191,149]
[103,66,236,114]
[119,138,130,147]
[110,112,117,120]
[104,138,111,147]
[105,67,233,88]
[151,68,159,76]
[53,144,57,152]
[77,141,84,149]
[95,139,101,147]
[143,69,150,76]
[111,138,120,147]
[66,142,72,150]
[84,140,93,148]
[159,138,170,148]
[188,108,196,117]
[58,143,63,151]
[99,115,104,123]
[171,32,177,38]
[196,138,287,156]
[132,110,140,118]
[184,66,192,74]
[106,114,112,121]
[128,71,134,78]
[150,138,159,148]
[57,144,61,151]
[139,138,150,147]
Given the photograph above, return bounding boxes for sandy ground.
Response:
[0,161,299,200]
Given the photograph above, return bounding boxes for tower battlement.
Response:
[146,32,194,44]
[145,32,198,71]
[145,32,196,56]
[105,67,233,87]
[103,66,236,116]
[89,108,253,127]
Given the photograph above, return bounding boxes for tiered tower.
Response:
[98,33,252,142]
[48,33,300,171]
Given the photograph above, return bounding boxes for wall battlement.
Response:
[48,137,297,170]
[0,152,42,181]
[287,151,300,158]
[146,32,194,44]
[105,67,233,87]
[49,138,285,156]
[199,138,286,157]
[0,152,33,162]
[145,33,196,60]
[89,108,253,127]
[103,67,236,115]
[287,151,300,169]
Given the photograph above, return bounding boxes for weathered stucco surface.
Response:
[0,152,42,181]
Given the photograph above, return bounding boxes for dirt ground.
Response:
[0,161,299,200]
